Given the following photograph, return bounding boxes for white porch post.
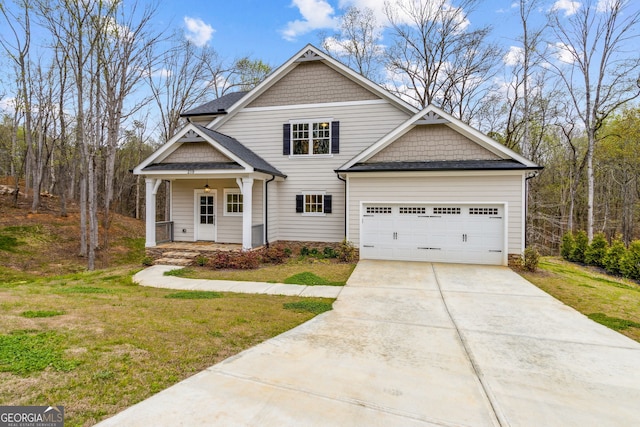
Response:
[145,178,162,248]
[241,177,254,250]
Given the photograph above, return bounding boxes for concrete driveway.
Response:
[97,261,640,426]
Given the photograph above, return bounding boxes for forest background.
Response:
[0,0,639,270]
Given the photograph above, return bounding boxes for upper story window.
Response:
[292,121,330,155]
[284,120,338,156]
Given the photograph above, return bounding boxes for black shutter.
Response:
[283,123,291,155]
[296,194,303,213]
[324,195,332,213]
[331,121,339,154]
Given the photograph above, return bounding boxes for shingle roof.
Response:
[181,91,248,117]
[337,160,543,173]
[193,125,285,177]
[142,162,243,171]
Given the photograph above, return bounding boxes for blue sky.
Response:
[158,0,542,66]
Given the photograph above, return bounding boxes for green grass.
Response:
[170,259,355,286]
[283,300,333,314]
[21,310,65,318]
[587,313,640,331]
[164,291,223,299]
[0,234,21,252]
[0,330,80,375]
[521,257,640,342]
[0,265,334,426]
[283,271,343,286]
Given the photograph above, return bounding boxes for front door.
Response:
[195,190,216,241]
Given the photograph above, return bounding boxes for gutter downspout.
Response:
[265,175,276,247]
[336,173,347,239]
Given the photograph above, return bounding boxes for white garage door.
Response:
[361,204,505,265]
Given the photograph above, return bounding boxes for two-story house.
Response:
[133,44,541,266]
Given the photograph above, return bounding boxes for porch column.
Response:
[145,178,162,247]
[241,177,254,250]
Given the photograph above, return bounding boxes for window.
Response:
[292,121,330,155]
[399,207,426,214]
[366,206,392,214]
[284,120,339,156]
[296,194,332,214]
[433,207,461,215]
[224,189,243,216]
[469,207,499,215]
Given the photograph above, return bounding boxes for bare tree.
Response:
[384,0,501,119]
[548,0,640,241]
[98,1,160,248]
[147,33,219,143]
[321,6,383,81]
[0,0,36,209]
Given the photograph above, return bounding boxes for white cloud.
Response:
[282,0,339,41]
[550,0,581,16]
[0,97,16,113]
[596,0,615,12]
[552,41,578,63]
[504,45,524,66]
[183,16,215,47]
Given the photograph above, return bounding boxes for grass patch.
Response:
[0,331,80,375]
[175,259,355,285]
[164,291,223,299]
[57,286,114,294]
[0,234,21,252]
[284,271,342,286]
[283,300,333,314]
[164,268,191,277]
[587,313,640,331]
[520,257,640,342]
[21,310,65,318]
[0,265,334,426]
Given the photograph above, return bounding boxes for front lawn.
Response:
[169,258,356,286]
[520,257,640,342]
[0,267,334,426]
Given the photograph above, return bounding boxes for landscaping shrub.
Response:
[337,239,358,263]
[570,230,588,263]
[261,243,291,264]
[585,233,608,268]
[196,256,208,267]
[209,251,261,269]
[523,247,540,272]
[604,239,626,276]
[300,246,310,256]
[619,241,640,281]
[323,246,337,258]
[560,232,574,260]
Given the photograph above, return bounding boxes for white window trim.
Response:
[223,188,243,217]
[302,191,326,216]
[289,118,333,157]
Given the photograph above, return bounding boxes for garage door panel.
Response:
[361,203,505,265]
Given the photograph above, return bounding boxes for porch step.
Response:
[162,251,201,259]
[153,251,201,267]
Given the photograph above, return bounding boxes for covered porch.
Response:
[133,123,286,251]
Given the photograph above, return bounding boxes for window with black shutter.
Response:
[285,120,338,156]
[296,194,332,214]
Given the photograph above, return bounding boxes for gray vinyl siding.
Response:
[218,102,409,242]
[347,173,525,256]
[171,178,263,244]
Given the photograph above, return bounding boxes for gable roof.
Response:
[338,104,541,172]
[207,44,419,130]
[181,91,248,117]
[133,123,285,177]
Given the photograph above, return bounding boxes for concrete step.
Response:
[162,251,200,259]
[154,258,194,266]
